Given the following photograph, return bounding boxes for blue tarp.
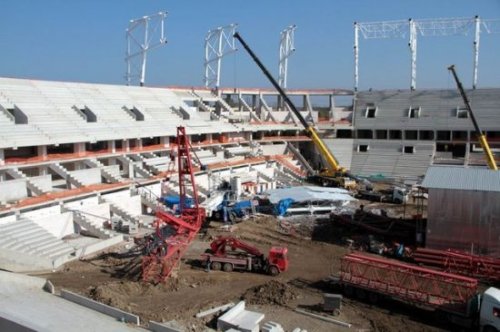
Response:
[274,198,295,216]
[161,195,194,209]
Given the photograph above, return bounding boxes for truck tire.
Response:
[268,265,279,276]
[211,261,222,271]
[223,263,233,272]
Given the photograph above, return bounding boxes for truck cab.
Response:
[480,287,500,332]
[268,247,289,275]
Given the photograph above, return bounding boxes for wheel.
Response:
[394,198,402,204]
[222,263,233,272]
[333,309,341,316]
[268,265,279,276]
[210,261,221,271]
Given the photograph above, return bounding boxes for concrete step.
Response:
[0,220,33,232]
[26,233,62,249]
[37,241,71,255]
[1,223,43,239]
[3,230,54,248]
[46,246,74,259]
[8,235,55,252]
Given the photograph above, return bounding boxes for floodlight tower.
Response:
[278,25,296,89]
[204,24,238,90]
[125,11,168,86]
[354,16,500,90]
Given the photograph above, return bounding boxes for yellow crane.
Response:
[448,65,498,170]
[234,32,354,188]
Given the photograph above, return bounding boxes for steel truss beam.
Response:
[204,24,238,89]
[279,25,297,89]
[354,16,500,90]
[126,11,168,86]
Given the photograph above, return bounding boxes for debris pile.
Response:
[241,280,298,306]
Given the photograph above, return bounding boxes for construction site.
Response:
[1,7,500,332]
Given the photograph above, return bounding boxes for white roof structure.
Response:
[422,166,500,192]
[263,186,355,204]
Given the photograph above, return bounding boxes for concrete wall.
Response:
[29,212,74,239]
[69,168,101,186]
[29,175,52,193]
[260,143,287,155]
[20,205,74,239]
[0,179,27,202]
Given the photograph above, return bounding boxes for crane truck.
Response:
[448,65,498,170]
[234,32,358,189]
[200,236,288,276]
[334,252,500,331]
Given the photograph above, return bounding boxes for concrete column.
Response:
[123,140,130,152]
[37,145,47,160]
[38,166,48,176]
[74,142,86,156]
[136,138,143,150]
[160,136,169,148]
[74,161,84,171]
[206,133,213,143]
[0,148,4,166]
[108,140,116,153]
[329,95,335,120]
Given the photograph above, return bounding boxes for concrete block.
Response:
[74,235,124,259]
[217,301,264,332]
[0,271,47,290]
[148,320,185,332]
[262,321,284,332]
[60,289,140,325]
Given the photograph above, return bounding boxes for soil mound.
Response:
[241,280,298,306]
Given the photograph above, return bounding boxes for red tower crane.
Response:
[141,126,205,283]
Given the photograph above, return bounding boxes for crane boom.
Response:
[448,65,498,170]
[233,32,344,176]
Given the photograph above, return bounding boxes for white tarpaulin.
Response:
[263,186,355,204]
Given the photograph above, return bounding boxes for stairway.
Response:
[285,143,315,175]
[83,158,122,183]
[49,163,84,188]
[72,210,112,239]
[0,219,76,267]
[117,155,154,178]
[5,168,47,196]
[106,200,142,226]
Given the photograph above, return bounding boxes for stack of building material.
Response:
[413,247,500,282]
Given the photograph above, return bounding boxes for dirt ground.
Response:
[39,204,447,332]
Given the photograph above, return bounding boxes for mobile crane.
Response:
[234,32,358,189]
[448,65,498,170]
[200,236,289,276]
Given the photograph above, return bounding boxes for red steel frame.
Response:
[142,127,205,283]
[340,252,478,315]
[413,247,500,282]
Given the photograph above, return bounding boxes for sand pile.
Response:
[241,280,298,306]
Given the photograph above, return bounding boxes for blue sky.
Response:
[0,1,499,90]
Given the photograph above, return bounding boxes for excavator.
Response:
[234,32,359,190]
[448,65,498,170]
[200,236,288,276]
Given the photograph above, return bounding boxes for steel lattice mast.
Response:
[204,24,238,90]
[125,11,168,86]
[278,25,296,89]
[354,16,500,91]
